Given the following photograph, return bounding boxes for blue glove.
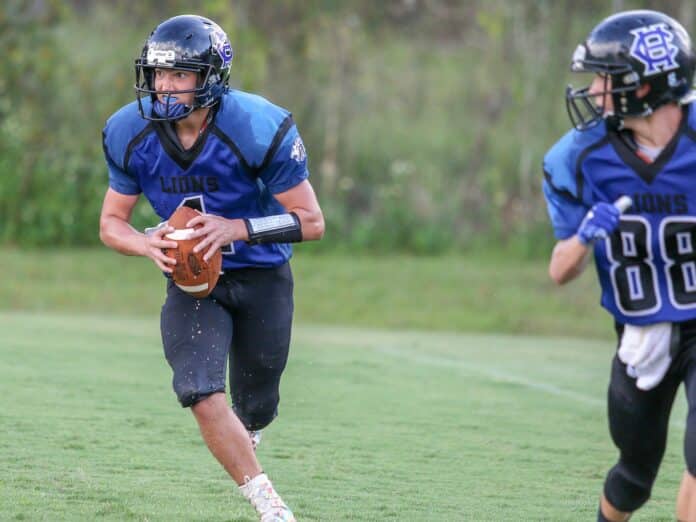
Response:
[577,202,621,245]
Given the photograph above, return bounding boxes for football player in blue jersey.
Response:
[543,10,696,522]
[99,14,324,521]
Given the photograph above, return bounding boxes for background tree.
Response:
[1,0,693,255]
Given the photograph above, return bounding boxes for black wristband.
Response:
[244,212,303,245]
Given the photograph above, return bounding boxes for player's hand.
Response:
[187,215,247,262]
[143,223,178,273]
[576,202,621,245]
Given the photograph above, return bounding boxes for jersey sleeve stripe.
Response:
[543,170,582,203]
[124,123,155,175]
[257,114,294,174]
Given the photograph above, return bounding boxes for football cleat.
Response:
[239,473,296,522]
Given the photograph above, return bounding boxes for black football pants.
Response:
[160,263,294,431]
[604,319,696,511]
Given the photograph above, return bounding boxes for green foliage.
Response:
[0,247,612,339]
[1,1,694,254]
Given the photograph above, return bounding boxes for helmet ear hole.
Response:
[636,84,651,99]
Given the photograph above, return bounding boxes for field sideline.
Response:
[1,310,688,521]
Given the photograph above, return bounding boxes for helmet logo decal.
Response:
[147,48,176,65]
[290,137,306,163]
[211,30,233,68]
[629,23,679,76]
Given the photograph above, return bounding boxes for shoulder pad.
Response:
[543,124,606,200]
[103,100,152,170]
[214,90,292,169]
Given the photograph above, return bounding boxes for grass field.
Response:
[0,247,611,338]
[0,249,690,520]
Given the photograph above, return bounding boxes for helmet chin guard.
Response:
[153,95,192,121]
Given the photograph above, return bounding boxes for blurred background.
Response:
[2,0,695,336]
[6,0,693,254]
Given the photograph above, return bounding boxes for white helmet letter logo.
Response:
[630,23,680,76]
[147,48,176,65]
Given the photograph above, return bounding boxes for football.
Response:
[163,206,222,298]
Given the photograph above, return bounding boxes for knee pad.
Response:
[233,392,279,431]
[231,363,283,431]
[605,360,672,511]
[604,458,657,512]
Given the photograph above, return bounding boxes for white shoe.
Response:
[249,430,262,451]
[239,473,296,522]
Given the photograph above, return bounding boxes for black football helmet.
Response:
[566,10,696,130]
[135,14,233,121]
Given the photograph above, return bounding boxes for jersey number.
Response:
[179,196,234,254]
[607,217,696,315]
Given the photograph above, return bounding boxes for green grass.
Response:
[0,247,612,339]
[1,248,684,520]
[0,312,687,521]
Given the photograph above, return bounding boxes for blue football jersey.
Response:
[102,90,309,270]
[543,104,696,325]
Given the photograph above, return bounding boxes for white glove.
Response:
[618,322,673,391]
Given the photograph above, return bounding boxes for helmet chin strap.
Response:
[153,95,192,120]
[605,111,624,130]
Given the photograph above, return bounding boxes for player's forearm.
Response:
[292,207,325,241]
[99,216,148,257]
[272,180,325,241]
[548,236,591,285]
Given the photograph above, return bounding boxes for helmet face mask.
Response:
[566,61,641,130]
[565,10,696,131]
[136,66,214,121]
[135,15,233,121]
[566,82,609,132]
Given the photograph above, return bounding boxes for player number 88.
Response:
[607,216,696,315]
